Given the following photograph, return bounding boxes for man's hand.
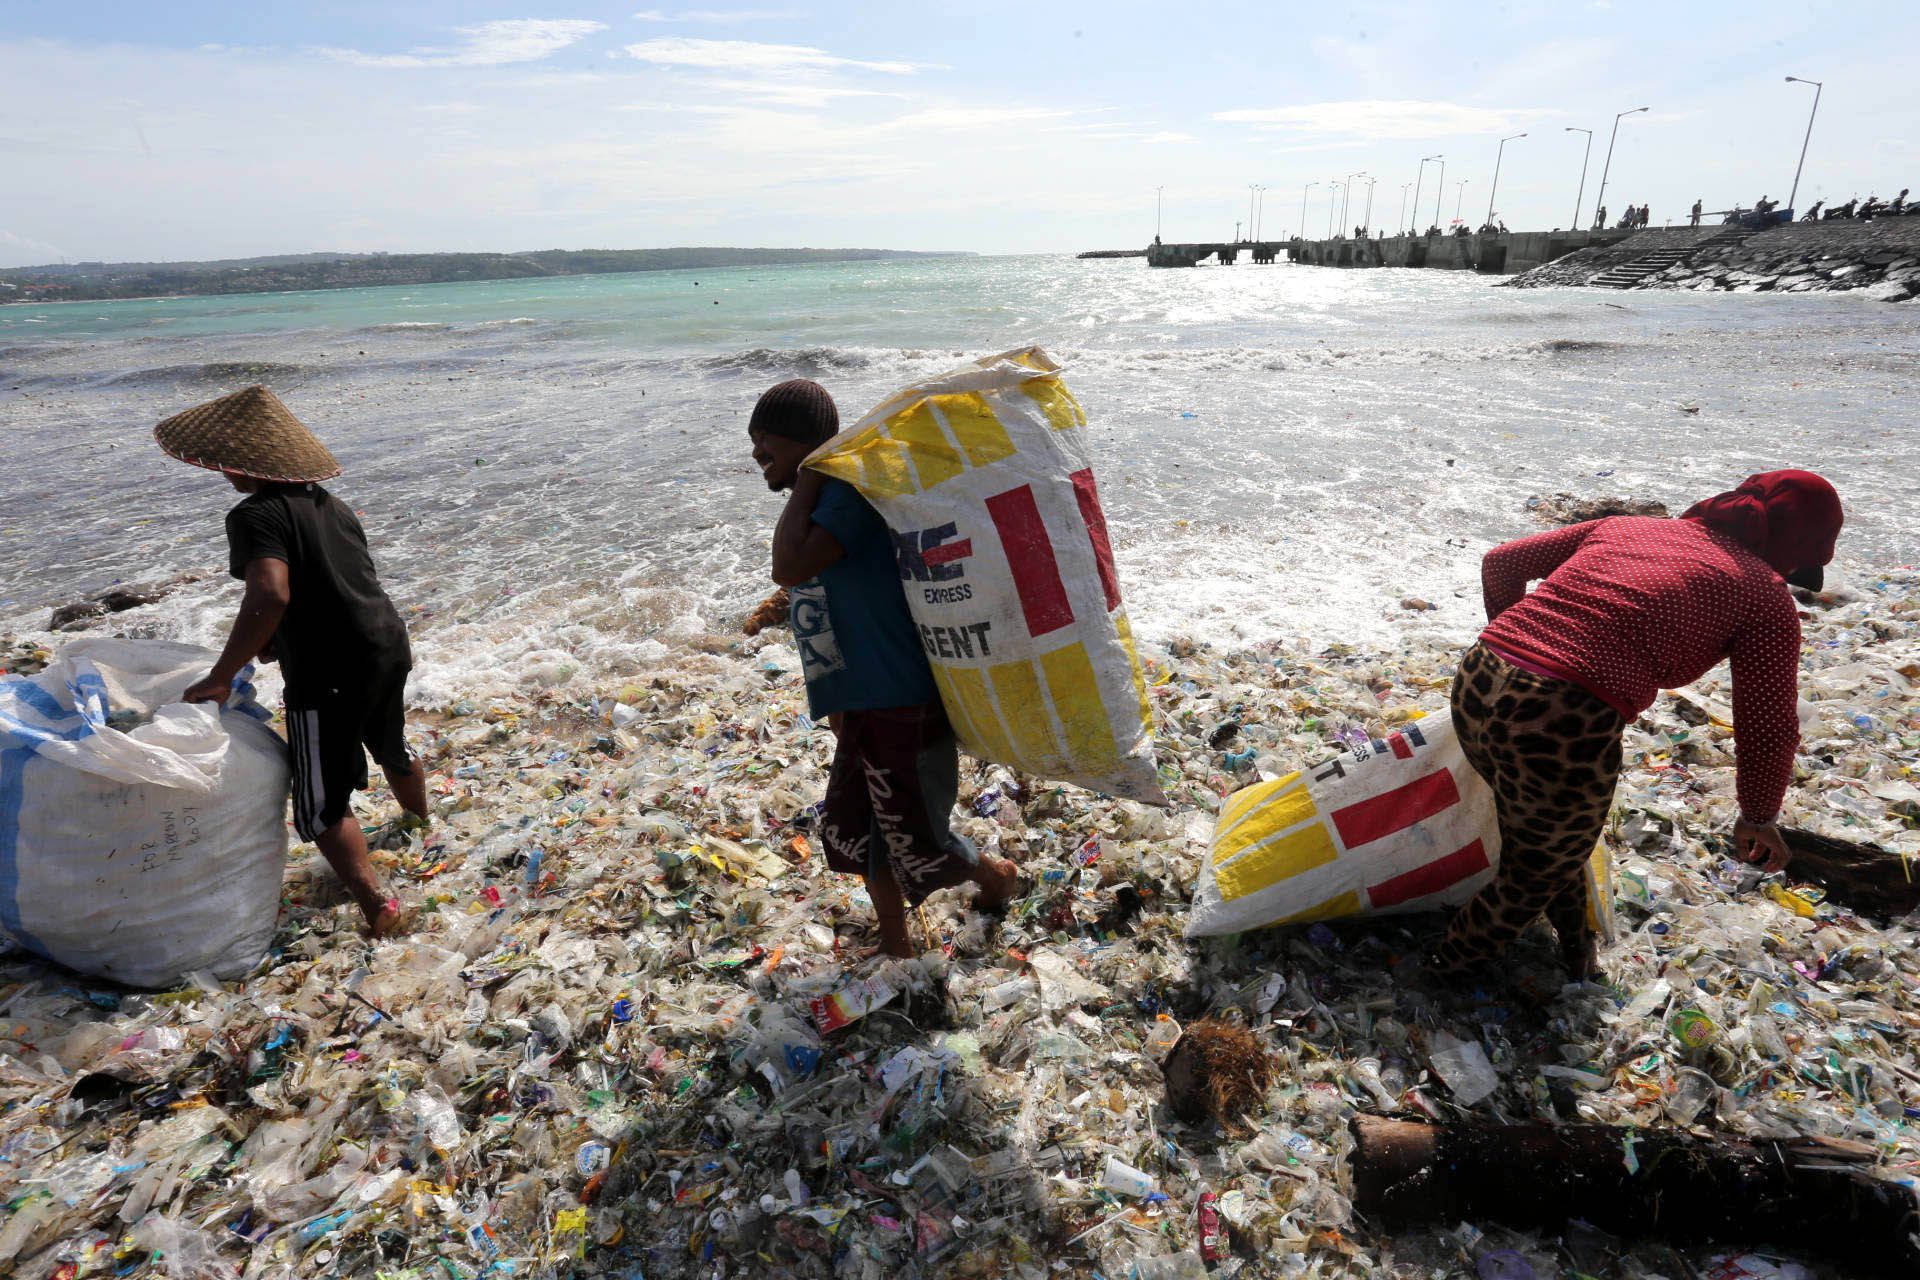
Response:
[1734,818,1791,874]
[182,672,232,705]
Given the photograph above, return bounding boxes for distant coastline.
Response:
[0,246,971,305]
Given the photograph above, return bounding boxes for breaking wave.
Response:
[104,360,321,388]
[693,346,879,378]
[1526,337,1624,356]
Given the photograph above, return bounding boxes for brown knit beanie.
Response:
[748,379,839,446]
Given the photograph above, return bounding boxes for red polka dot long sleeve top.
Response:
[1477,516,1802,824]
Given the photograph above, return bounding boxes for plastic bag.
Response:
[1189,715,1496,935]
[807,347,1163,804]
[0,638,289,987]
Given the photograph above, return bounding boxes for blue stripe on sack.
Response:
[0,674,102,959]
[67,668,111,727]
[3,678,69,724]
[0,746,51,956]
[0,709,77,749]
[0,713,99,958]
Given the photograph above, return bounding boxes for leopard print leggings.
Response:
[1431,642,1625,974]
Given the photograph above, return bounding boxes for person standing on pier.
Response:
[1429,470,1844,983]
[1690,199,1703,226]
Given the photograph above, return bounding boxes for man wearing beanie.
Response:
[749,379,1020,957]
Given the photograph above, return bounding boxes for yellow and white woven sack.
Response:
[1190,713,1614,937]
[1190,716,1495,936]
[806,348,1163,804]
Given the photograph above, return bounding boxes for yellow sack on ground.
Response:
[1189,715,1495,936]
[1583,839,1617,945]
[1191,713,1614,938]
[806,348,1164,805]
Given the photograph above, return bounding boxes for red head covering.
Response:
[1682,469,1843,575]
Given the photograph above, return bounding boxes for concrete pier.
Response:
[1145,229,1633,274]
[1145,241,1288,267]
[1136,218,1920,299]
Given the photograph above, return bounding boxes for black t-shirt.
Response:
[225,485,410,703]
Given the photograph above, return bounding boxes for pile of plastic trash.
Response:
[0,573,1915,1280]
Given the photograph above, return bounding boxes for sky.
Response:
[2,2,1916,266]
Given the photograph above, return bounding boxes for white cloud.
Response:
[623,37,919,75]
[322,19,607,69]
[1214,99,1549,141]
[634,9,802,21]
[697,76,903,107]
[877,106,1077,132]
[1,227,69,263]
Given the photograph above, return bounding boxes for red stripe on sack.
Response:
[1366,839,1491,909]
[1069,468,1122,611]
[1389,732,1413,760]
[1330,769,1460,848]
[922,538,974,566]
[986,485,1074,637]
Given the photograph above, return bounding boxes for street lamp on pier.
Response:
[1397,183,1411,234]
[1412,156,1441,234]
[1486,132,1526,228]
[1431,156,1446,230]
[1361,177,1377,235]
[1326,182,1345,239]
[1564,128,1593,233]
[1341,170,1367,237]
[1594,106,1649,229]
[1785,77,1823,214]
[1299,181,1317,239]
[1454,179,1470,226]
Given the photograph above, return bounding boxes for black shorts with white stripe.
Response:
[286,663,414,843]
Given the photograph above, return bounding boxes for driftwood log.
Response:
[1782,827,1920,919]
[1350,1116,1920,1277]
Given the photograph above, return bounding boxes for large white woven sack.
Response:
[807,348,1163,804]
[0,639,289,987]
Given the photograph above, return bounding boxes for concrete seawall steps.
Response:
[1587,226,1754,288]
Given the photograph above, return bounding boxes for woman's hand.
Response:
[1733,818,1791,874]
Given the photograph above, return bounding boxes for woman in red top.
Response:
[1432,470,1844,980]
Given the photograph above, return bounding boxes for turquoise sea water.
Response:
[3,254,1915,700]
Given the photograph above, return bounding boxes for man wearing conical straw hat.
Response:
[156,385,423,938]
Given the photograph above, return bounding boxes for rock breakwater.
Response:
[1509,218,1920,299]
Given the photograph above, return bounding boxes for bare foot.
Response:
[867,864,915,956]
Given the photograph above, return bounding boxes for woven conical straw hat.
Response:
[153,385,341,483]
